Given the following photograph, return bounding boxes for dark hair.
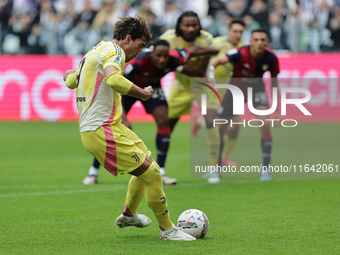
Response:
[113,16,152,43]
[251,28,268,35]
[175,11,202,37]
[153,39,170,49]
[230,18,246,28]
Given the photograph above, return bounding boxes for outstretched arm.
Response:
[104,66,153,101]
[210,54,229,68]
[179,57,210,77]
[188,46,219,57]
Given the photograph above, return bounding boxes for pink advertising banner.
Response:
[0,54,339,122]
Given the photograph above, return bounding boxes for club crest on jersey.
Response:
[114,55,122,65]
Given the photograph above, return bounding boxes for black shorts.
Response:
[123,86,168,114]
[217,83,268,118]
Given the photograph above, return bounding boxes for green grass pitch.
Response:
[0,121,339,254]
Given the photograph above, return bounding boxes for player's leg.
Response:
[143,87,176,185]
[112,124,194,240]
[256,107,272,180]
[220,116,239,166]
[217,89,239,168]
[82,157,100,185]
[151,105,177,185]
[204,108,221,184]
[191,100,205,136]
[169,117,180,132]
[124,157,195,240]
[252,86,272,180]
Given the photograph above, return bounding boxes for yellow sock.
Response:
[138,161,173,229]
[206,127,220,165]
[124,176,145,216]
[222,133,236,158]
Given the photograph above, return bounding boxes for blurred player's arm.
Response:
[188,46,219,57]
[210,54,229,68]
[104,66,153,101]
[177,57,210,77]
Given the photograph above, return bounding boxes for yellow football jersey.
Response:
[212,36,245,79]
[76,41,126,133]
[160,29,213,90]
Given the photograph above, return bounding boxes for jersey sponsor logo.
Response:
[114,55,122,65]
[262,64,269,71]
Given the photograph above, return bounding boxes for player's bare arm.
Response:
[104,65,153,101]
[181,57,210,77]
[210,54,229,68]
[188,46,219,57]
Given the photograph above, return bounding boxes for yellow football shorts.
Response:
[81,121,151,176]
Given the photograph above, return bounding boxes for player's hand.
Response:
[142,86,154,101]
[274,111,281,127]
[63,69,76,81]
[211,46,219,55]
[206,65,215,79]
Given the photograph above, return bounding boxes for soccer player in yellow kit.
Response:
[63,16,195,241]
[160,11,221,184]
[192,19,246,169]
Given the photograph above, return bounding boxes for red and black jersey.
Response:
[226,45,280,78]
[123,48,192,88]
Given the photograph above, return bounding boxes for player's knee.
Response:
[261,130,272,140]
[205,109,218,128]
[260,121,271,133]
[157,115,170,128]
[228,125,239,139]
[139,160,162,185]
[205,115,215,128]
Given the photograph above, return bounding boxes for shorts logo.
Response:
[131,154,140,162]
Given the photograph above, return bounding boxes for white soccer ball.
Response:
[177,209,209,238]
